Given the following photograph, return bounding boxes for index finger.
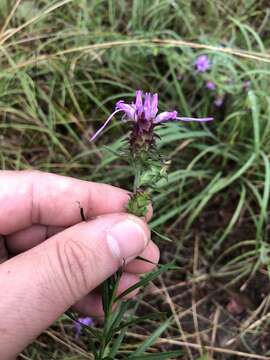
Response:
[0,170,152,234]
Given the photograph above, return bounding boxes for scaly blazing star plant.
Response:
[91,91,213,216]
[89,91,213,358]
[92,90,213,154]
[92,91,213,216]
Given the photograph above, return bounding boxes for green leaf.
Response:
[129,351,183,359]
[115,312,167,332]
[128,318,172,357]
[105,301,129,345]
[152,229,172,242]
[104,145,124,157]
[108,328,126,358]
[16,1,40,20]
[196,355,213,360]
[115,263,180,301]
[136,255,158,265]
[248,91,260,155]
[102,267,123,316]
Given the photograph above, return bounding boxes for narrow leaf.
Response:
[129,351,183,359]
[128,318,172,357]
[115,263,180,301]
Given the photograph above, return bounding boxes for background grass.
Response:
[1,0,270,359]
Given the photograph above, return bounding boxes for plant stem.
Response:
[133,161,141,193]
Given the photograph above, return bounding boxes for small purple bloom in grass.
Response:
[206,81,216,90]
[90,90,213,143]
[214,96,224,107]
[243,80,251,91]
[195,55,211,72]
[74,317,93,339]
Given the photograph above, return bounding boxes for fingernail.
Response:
[106,216,149,262]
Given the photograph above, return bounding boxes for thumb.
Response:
[0,214,149,359]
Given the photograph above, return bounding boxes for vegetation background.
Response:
[1,0,270,359]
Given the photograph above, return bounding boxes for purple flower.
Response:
[243,80,251,91]
[90,91,213,144]
[206,81,216,90]
[195,55,211,72]
[214,96,224,107]
[74,316,93,339]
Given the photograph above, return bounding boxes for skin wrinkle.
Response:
[1,288,33,339]
[26,170,40,225]
[62,238,90,300]
[14,252,67,339]
[55,238,77,305]
[52,229,104,306]
[41,249,70,310]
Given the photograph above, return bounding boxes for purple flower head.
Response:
[74,316,93,339]
[195,55,211,73]
[206,81,216,90]
[91,91,213,151]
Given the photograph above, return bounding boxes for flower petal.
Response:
[214,96,224,107]
[135,90,143,108]
[206,81,216,90]
[150,93,158,118]
[176,116,214,122]
[74,317,93,339]
[144,92,152,120]
[154,111,177,124]
[79,317,93,326]
[90,109,122,141]
[116,101,136,120]
[195,55,211,72]
[135,90,143,117]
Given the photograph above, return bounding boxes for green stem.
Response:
[133,160,141,193]
[98,158,142,359]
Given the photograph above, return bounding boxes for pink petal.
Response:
[154,111,177,124]
[90,109,122,141]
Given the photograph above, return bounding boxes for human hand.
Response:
[0,171,159,359]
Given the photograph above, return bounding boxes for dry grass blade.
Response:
[127,332,270,360]
[44,330,94,359]
[159,277,194,360]
[0,0,74,45]
[0,0,22,34]
[4,36,270,74]
[191,236,203,357]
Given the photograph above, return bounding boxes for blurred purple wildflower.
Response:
[214,96,224,107]
[243,80,251,91]
[74,317,93,339]
[91,91,213,144]
[206,81,216,90]
[195,55,211,72]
